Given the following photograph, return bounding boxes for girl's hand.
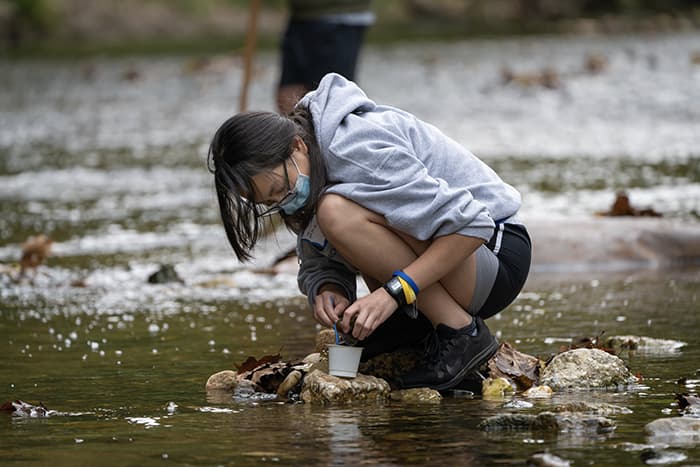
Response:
[313,289,349,328]
[340,288,398,341]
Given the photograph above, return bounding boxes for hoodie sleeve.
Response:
[296,219,357,308]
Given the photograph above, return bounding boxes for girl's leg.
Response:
[316,194,475,330]
[317,194,499,390]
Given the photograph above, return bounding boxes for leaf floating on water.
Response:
[234,353,282,373]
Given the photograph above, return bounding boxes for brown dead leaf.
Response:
[20,234,53,275]
[596,191,662,218]
[487,342,542,390]
[234,353,282,373]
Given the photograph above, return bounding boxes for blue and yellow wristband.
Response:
[383,270,420,318]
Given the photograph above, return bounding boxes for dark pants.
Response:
[279,19,367,89]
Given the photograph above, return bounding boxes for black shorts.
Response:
[476,223,532,318]
[279,20,367,89]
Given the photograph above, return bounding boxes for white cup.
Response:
[328,344,363,378]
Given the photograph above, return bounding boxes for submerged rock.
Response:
[540,348,637,390]
[389,388,442,403]
[605,335,686,354]
[551,401,632,416]
[300,370,391,404]
[645,417,700,447]
[479,411,616,433]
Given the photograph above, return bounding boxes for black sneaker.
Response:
[395,317,499,390]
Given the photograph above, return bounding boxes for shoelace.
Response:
[423,331,442,364]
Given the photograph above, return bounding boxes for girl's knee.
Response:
[317,194,355,234]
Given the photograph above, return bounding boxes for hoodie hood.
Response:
[297,73,376,154]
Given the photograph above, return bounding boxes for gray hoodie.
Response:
[296,73,522,304]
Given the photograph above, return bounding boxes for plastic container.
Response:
[328,344,363,378]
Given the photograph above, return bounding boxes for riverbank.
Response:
[2,0,700,58]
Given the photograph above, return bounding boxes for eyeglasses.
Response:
[258,159,294,217]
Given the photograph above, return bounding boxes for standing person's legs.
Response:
[277,21,367,114]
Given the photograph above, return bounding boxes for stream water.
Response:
[1,32,699,465]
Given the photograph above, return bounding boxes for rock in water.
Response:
[478,412,616,434]
[645,417,700,447]
[205,370,238,391]
[482,377,515,399]
[551,401,632,415]
[147,264,183,284]
[540,348,637,390]
[389,388,442,403]
[605,335,686,354]
[300,370,390,404]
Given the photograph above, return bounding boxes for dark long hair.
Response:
[207,107,326,261]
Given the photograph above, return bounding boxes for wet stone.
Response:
[482,377,515,399]
[300,370,391,404]
[605,335,686,353]
[523,385,553,399]
[478,412,616,433]
[205,370,238,391]
[551,401,632,415]
[540,348,637,390]
[645,416,700,447]
[276,370,302,397]
[147,264,183,284]
[389,388,442,403]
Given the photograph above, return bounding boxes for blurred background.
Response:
[1,2,700,466]
[2,0,700,55]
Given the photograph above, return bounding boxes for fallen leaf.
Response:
[487,342,541,390]
[234,354,282,373]
[20,234,53,275]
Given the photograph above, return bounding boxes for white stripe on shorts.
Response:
[493,223,505,255]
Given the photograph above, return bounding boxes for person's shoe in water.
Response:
[395,317,499,390]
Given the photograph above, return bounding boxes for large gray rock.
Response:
[300,370,391,404]
[540,348,637,390]
[645,417,700,447]
[479,412,616,433]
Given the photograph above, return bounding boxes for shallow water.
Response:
[1,32,699,465]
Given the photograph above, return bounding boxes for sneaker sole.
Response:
[431,338,500,391]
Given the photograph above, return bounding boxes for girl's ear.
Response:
[293,135,308,154]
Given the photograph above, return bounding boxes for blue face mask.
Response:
[279,156,310,215]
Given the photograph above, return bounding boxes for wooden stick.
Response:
[239,0,262,112]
